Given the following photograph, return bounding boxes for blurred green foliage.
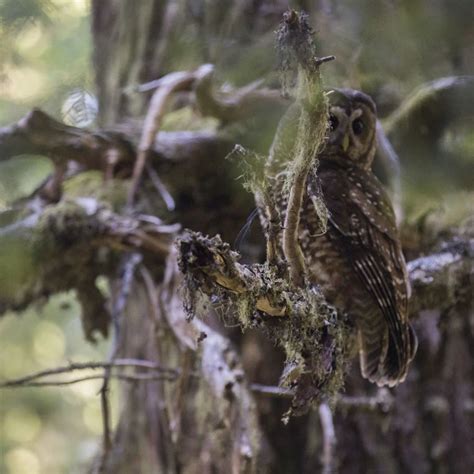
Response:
[0,2,116,473]
[0,0,92,123]
[0,295,116,474]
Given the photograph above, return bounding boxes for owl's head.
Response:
[325,88,377,170]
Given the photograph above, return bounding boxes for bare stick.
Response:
[1,373,177,388]
[0,359,178,388]
[146,162,176,211]
[250,384,394,412]
[127,70,196,206]
[319,402,336,474]
[250,383,293,398]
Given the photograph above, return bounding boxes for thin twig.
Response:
[337,390,394,411]
[139,265,162,325]
[127,70,197,207]
[319,402,336,474]
[250,383,293,398]
[250,384,394,413]
[146,162,176,211]
[1,373,177,388]
[111,253,143,335]
[0,359,178,388]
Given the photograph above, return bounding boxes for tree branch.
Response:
[194,64,287,123]
[407,237,473,316]
[0,198,177,340]
[384,75,474,140]
[0,109,134,171]
[276,10,333,287]
[0,109,234,186]
[127,69,203,206]
[1,373,176,388]
[318,402,336,474]
[0,359,178,388]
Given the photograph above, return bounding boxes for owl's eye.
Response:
[352,118,364,135]
[329,114,339,131]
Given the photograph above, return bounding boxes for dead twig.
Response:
[127,71,194,206]
[318,402,336,474]
[337,389,394,412]
[194,64,287,123]
[146,162,176,211]
[0,359,178,388]
[127,66,212,206]
[250,383,293,398]
[1,373,177,388]
[250,384,394,412]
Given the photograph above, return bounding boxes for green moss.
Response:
[63,172,128,212]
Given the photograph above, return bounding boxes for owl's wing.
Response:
[316,163,415,384]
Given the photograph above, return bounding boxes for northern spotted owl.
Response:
[268,88,417,387]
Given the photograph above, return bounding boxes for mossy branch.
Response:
[276,11,334,287]
[177,230,349,417]
[0,198,177,341]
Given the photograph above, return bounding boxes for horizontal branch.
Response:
[1,373,177,388]
[0,359,179,389]
[178,230,473,321]
[0,109,136,170]
[384,75,474,146]
[407,237,473,315]
[250,384,394,411]
[194,64,287,123]
[0,198,177,340]
[0,109,233,176]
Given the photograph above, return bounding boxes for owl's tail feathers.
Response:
[359,322,418,388]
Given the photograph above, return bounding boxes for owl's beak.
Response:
[342,134,350,152]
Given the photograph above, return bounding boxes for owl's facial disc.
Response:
[326,102,376,169]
